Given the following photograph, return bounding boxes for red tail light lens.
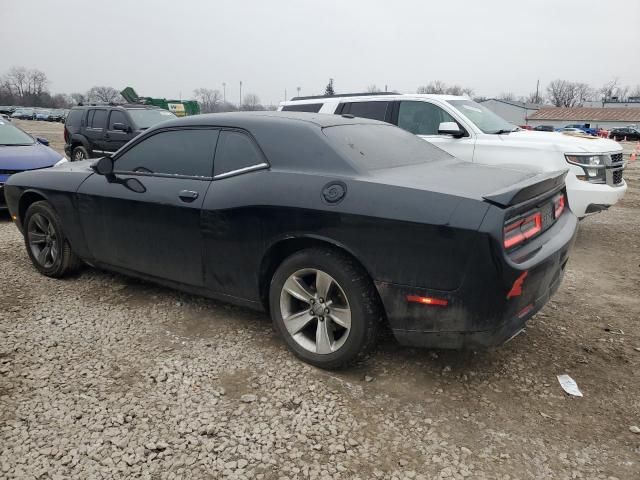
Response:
[554,193,566,219]
[504,212,542,249]
[63,128,69,144]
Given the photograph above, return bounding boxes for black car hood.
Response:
[368,159,544,202]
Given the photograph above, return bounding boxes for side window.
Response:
[108,110,128,130]
[397,101,458,135]
[214,130,265,177]
[91,109,107,129]
[115,129,219,177]
[281,103,323,113]
[65,109,82,127]
[86,110,94,127]
[341,101,389,121]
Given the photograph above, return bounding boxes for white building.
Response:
[479,99,541,126]
[582,99,640,108]
[527,107,640,130]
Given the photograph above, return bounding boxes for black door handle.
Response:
[178,190,199,202]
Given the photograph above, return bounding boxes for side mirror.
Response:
[438,122,464,138]
[92,156,114,176]
[112,122,129,132]
[36,137,50,146]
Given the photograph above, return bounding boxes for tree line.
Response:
[2,66,639,112]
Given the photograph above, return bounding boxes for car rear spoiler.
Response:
[483,170,567,208]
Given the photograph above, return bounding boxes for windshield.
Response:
[0,121,35,145]
[323,123,452,171]
[447,99,516,134]
[127,108,176,129]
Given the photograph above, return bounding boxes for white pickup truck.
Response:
[279,93,627,218]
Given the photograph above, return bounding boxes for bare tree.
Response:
[546,79,591,107]
[87,86,122,103]
[497,92,516,101]
[600,78,619,101]
[629,85,640,98]
[241,93,264,111]
[366,84,382,93]
[4,66,29,98]
[193,88,223,113]
[70,92,86,105]
[417,81,473,96]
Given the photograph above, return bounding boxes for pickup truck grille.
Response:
[611,153,623,164]
[612,169,623,185]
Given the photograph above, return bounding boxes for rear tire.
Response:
[71,145,89,161]
[23,201,82,277]
[269,248,382,369]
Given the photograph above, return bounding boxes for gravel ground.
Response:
[1,120,639,479]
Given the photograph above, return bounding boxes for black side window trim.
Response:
[112,126,220,180]
[211,128,270,180]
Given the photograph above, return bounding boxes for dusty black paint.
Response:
[5,112,578,348]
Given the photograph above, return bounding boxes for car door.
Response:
[104,110,133,154]
[77,127,219,287]
[392,100,476,161]
[84,109,109,154]
[201,129,270,299]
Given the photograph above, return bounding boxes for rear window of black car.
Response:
[214,130,265,176]
[281,103,323,113]
[66,109,82,127]
[323,124,452,171]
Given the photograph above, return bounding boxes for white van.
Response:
[279,93,627,218]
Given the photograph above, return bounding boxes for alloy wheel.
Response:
[279,268,351,354]
[74,150,85,161]
[28,213,58,269]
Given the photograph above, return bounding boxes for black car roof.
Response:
[156,111,386,129]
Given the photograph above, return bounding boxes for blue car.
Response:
[0,120,67,210]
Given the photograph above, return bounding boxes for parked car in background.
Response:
[0,106,16,115]
[1,114,12,122]
[36,110,51,121]
[0,120,67,210]
[47,110,64,122]
[280,93,626,218]
[4,112,577,368]
[11,108,36,120]
[63,104,177,161]
[533,125,555,132]
[557,127,585,134]
[564,124,598,136]
[609,127,640,141]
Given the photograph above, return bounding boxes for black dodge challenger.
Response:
[5,112,577,369]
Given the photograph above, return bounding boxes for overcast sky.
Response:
[1,0,639,105]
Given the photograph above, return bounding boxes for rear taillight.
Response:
[504,211,542,249]
[554,193,566,219]
[63,128,69,143]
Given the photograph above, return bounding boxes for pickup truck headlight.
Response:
[565,154,607,182]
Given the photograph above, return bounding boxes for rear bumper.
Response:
[376,212,577,349]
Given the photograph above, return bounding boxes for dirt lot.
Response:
[1,120,639,479]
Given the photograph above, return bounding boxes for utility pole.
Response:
[297,86,301,98]
[284,88,287,101]
[535,79,540,104]
[222,82,226,104]
[385,84,388,92]
[239,81,242,110]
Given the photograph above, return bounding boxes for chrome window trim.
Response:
[213,162,268,180]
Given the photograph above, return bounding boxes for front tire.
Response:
[269,248,382,369]
[23,201,81,277]
[71,145,89,161]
